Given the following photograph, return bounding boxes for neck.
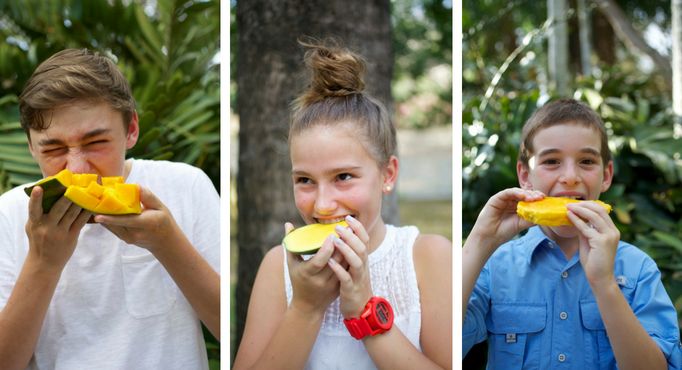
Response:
[540,225,580,260]
[367,219,387,254]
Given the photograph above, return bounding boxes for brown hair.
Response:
[290,40,396,166]
[19,48,136,137]
[519,98,611,167]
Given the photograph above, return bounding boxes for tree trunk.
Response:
[673,0,682,121]
[548,0,570,95]
[577,0,593,76]
[235,0,395,352]
[593,9,616,64]
[593,0,673,88]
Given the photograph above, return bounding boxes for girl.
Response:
[233,41,452,370]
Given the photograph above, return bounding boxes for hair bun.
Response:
[298,40,366,106]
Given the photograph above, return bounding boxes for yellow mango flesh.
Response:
[26,169,141,215]
[283,220,349,254]
[517,197,612,226]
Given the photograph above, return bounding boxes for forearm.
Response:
[592,282,667,370]
[462,233,493,320]
[152,230,220,340]
[363,327,448,370]
[0,257,61,369]
[235,305,324,370]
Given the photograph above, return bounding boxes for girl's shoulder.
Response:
[413,234,452,284]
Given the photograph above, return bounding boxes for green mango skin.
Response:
[24,178,67,213]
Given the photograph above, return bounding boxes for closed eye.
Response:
[87,140,108,146]
[42,147,66,154]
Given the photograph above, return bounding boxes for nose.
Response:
[64,149,92,174]
[314,184,337,216]
[559,161,580,186]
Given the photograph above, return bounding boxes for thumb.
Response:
[139,186,164,210]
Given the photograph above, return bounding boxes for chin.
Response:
[547,225,579,239]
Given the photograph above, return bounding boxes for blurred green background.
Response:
[0,1,220,368]
[464,0,681,367]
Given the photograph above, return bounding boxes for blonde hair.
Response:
[290,40,396,166]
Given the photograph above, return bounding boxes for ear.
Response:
[600,160,614,193]
[382,155,399,194]
[517,160,533,190]
[27,133,37,160]
[125,111,140,150]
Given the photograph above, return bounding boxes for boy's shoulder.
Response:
[614,239,661,277]
[132,158,204,176]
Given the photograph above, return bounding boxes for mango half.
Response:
[283,220,349,255]
[24,169,141,215]
[517,197,611,226]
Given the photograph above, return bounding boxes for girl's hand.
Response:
[286,222,340,316]
[567,201,620,290]
[469,187,544,253]
[326,215,373,319]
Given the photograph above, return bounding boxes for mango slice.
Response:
[283,220,349,254]
[24,169,141,215]
[517,197,611,226]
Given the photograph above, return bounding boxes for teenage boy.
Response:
[463,99,681,369]
[0,49,219,369]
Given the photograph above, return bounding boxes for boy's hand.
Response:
[566,201,620,289]
[286,225,340,316]
[469,188,544,255]
[94,187,182,253]
[325,215,373,319]
[25,186,92,272]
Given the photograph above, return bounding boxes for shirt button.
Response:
[558,353,566,362]
[560,312,568,320]
[561,271,569,278]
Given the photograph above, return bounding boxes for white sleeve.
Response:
[188,169,220,274]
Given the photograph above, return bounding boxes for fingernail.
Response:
[332,236,343,246]
[336,225,346,233]
[345,215,356,222]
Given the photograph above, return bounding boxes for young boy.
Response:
[0,49,219,369]
[463,99,681,369]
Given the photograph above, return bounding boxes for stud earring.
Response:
[384,185,392,192]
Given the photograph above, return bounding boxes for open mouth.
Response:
[560,195,585,200]
[316,215,353,224]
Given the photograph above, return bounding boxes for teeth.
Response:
[562,196,583,200]
[318,217,346,224]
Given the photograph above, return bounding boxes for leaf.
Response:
[652,231,682,254]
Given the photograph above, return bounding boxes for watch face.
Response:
[375,301,392,324]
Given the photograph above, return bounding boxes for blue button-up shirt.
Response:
[463,226,682,369]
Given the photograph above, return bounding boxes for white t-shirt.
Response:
[0,159,220,370]
[283,225,422,370]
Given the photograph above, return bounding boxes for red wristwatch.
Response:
[343,296,394,340]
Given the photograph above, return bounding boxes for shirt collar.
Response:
[520,226,554,265]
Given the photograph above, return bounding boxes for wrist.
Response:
[343,296,394,340]
[23,254,63,281]
[289,299,327,319]
[589,276,619,296]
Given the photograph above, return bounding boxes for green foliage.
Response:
[0,0,220,191]
[392,0,452,129]
[0,0,220,364]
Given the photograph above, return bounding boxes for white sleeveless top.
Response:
[284,224,422,370]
